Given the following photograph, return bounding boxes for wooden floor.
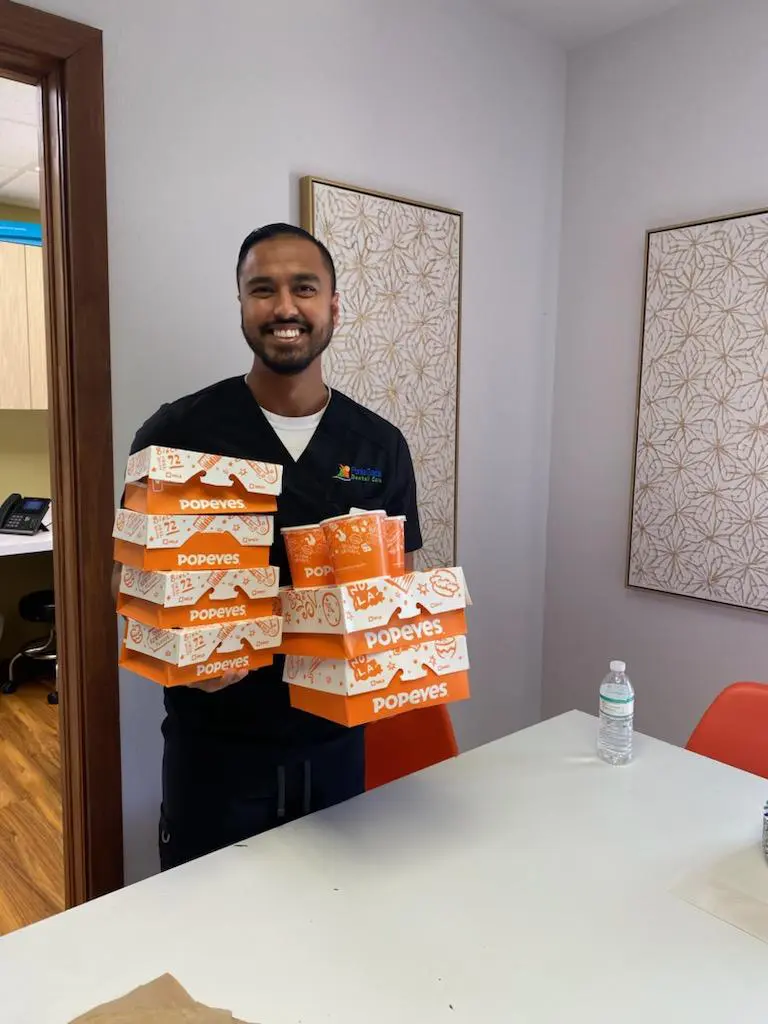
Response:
[0,680,64,935]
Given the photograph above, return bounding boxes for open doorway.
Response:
[0,75,61,932]
[0,1,123,927]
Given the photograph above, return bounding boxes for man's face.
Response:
[238,235,339,376]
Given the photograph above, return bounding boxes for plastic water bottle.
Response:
[597,660,634,765]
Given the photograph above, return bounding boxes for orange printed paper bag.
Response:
[280,566,469,658]
[117,566,280,628]
[289,670,469,727]
[284,634,469,697]
[121,614,282,685]
[124,445,282,514]
[113,509,273,571]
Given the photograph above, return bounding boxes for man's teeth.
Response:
[273,328,302,339]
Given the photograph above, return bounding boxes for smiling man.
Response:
[126,224,422,870]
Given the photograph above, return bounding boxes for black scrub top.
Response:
[127,375,423,759]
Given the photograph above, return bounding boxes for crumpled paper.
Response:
[672,842,768,944]
[68,973,254,1023]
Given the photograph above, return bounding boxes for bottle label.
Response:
[600,696,634,719]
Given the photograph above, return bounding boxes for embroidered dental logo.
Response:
[333,464,383,484]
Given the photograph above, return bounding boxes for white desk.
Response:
[1,711,767,1023]
[0,529,52,557]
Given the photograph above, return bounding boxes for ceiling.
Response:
[489,0,704,47]
[0,77,41,210]
[0,0,709,208]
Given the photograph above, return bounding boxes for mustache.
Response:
[261,318,310,334]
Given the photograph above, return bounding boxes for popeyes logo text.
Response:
[372,683,449,715]
[363,616,445,651]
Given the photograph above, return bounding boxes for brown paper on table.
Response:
[68,973,254,1024]
[672,843,768,944]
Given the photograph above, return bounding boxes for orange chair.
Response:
[365,705,459,790]
[686,682,768,779]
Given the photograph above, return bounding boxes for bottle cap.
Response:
[610,660,626,673]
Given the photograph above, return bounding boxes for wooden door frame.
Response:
[0,1,123,904]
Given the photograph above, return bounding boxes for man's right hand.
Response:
[114,573,247,692]
[183,670,249,694]
[112,563,248,692]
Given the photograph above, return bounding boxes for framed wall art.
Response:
[301,175,463,570]
[628,206,768,612]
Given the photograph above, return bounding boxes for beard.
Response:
[242,315,334,376]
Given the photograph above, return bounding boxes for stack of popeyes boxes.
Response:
[280,509,470,726]
[113,446,284,686]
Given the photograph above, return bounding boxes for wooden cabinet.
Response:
[0,242,31,408]
[25,246,48,409]
[0,240,48,410]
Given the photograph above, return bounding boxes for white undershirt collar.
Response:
[245,376,331,461]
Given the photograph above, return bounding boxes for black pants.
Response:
[158,728,365,871]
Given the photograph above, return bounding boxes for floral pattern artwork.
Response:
[629,209,768,611]
[303,178,462,570]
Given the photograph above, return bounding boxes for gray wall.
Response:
[23,0,566,881]
[544,0,768,743]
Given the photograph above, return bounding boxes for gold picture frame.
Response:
[301,175,463,569]
[627,204,768,613]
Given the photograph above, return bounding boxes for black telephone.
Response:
[0,493,51,535]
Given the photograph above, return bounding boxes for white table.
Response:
[0,529,52,557]
[1,710,767,1023]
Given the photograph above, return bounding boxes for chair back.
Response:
[686,682,768,779]
[365,705,459,790]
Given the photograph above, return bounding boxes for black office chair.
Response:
[2,589,58,705]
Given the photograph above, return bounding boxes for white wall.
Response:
[23,0,566,881]
[544,0,768,743]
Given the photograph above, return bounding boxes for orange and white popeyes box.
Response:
[113,509,274,571]
[280,566,469,659]
[117,566,280,628]
[286,635,470,727]
[123,445,282,514]
[120,614,283,686]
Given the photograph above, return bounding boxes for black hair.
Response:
[236,223,337,292]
